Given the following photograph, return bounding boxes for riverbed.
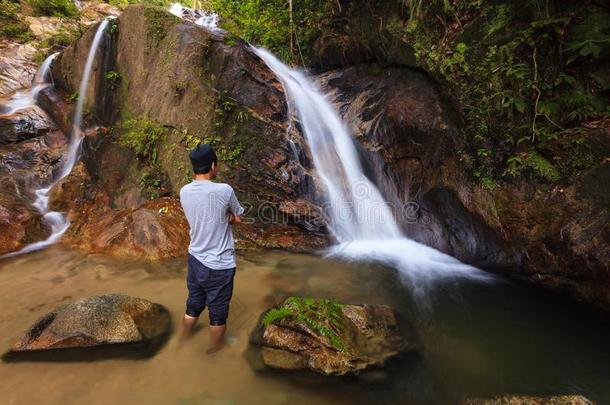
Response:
[1,247,609,404]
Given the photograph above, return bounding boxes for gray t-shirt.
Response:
[179,180,244,270]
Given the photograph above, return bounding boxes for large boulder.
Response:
[12,294,170,352]
[43,4,327,258]
[318,63,610,310]
[252,297,415,376]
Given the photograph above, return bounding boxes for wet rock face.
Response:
[253,299,415,376]
[462,395,594,405]
[44,4,327,257]
[319,63,610,310]
[0,115,67,255]
[0,42,38,95]
[12,294,170,351]
[318,64,516,269]
[0,106,57,144]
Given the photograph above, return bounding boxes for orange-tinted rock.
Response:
[12,294,170,352]
[68,197,190,260]
[253,298,415,376]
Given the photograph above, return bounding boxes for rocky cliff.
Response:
[1,3,608,311]
[42,5,327,258]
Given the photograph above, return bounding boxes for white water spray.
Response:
[169,3,219,29]
[253,48,491,291]
[2,20,110,258]
[0,53,58,116]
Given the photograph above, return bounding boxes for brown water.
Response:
[1,246,609,405]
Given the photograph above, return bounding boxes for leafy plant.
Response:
[139,171,161,199]
[262,297,348,352]
[68,91,79,103]
[119,118,167,164]
[104,71,122,89]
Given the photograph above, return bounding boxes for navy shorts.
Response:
[185,254,236,325]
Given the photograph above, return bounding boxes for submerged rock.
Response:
[253,297,415,376]
[12,294,170,352]
[462,395,594,405]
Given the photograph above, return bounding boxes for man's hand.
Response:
[228,213,242,224]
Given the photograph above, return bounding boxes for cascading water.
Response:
[59,19,110,180]
[253,48,491,294]
[2,20,111,258]
[0,53,58,116]
[169,3,219,29]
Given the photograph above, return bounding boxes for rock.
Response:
[67,197,191,261]
[0,127,67,255]
[43,4,326,258]
[0,42,37,95]
[253,297,415,376]
[12,294,170,351]
[0,105,57,144]
[318,64,517,269]
[462,395,594,405]
[319,63,610,310]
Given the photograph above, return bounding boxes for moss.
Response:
[119,118,168,164]
[27,0,78,17]
[39,25,83,48]
[143,5,180,47]
[0,0,33,42]
[104,71,122,89]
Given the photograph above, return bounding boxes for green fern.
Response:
[261,297,348,352]
[261,307,292,326]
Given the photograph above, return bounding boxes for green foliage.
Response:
[68,91,79,103]
[104,71,122,89]
[139,171,161,199]
[108,17,119,34]
[401,0,610,183]
[0,0,33,42]
[262,297,347,352]
[143,5,179,46]
[28,0,78,17]
[119,119,167,164]
[1,21,33,41]
[208,0,328,64]
[39,25,83,48]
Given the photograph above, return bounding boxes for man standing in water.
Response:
[179,144,244,353]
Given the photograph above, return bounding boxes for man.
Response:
[179,144,244,353]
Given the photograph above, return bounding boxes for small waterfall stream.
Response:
[1,53,58,116]
[253,48,490,292]
[3,20,110,258]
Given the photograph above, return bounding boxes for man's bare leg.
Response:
[182,314,198,339]
[207,324,226,354]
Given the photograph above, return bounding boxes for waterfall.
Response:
[0,53,58,116]
[2,20,110,258]
[253,48,491,292]
[59,19,110,180]
[169,3,219,29]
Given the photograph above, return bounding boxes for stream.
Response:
[1,248,609,404]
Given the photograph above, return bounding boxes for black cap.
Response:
[189,144,217,170]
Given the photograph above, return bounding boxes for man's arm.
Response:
[227,187,244,223]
